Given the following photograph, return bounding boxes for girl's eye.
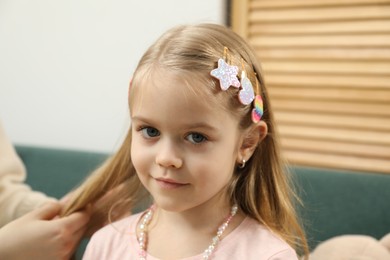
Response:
[187,133,207,144]
[140,127,160,138]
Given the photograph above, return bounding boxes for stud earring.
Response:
[239,159,246,169]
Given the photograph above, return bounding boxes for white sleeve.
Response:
[0,122,56,227]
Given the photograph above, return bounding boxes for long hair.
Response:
[62,23,308,257]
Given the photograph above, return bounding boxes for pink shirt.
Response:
[83,213,298,260]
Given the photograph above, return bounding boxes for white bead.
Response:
[138,204,238,260]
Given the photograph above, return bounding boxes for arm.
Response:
[0,122,56,227]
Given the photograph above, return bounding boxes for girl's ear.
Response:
[237,121,268,163]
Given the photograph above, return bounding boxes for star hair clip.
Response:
[210,47,241,90]
[210,47,263,123]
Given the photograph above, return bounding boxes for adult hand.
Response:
[0,202,90,260]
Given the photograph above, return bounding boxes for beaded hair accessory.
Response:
[210,47,264,123]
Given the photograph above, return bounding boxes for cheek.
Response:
[190,152,236,183]
[130,137,150,174]
[212,143,239,179]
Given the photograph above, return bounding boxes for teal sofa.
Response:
[16,145,390,257]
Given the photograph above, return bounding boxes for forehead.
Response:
[131,68,219,112]
[130,69,238,127]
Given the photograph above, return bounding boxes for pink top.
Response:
[83,213,298,260]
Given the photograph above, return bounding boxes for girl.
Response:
[63,23,308,259]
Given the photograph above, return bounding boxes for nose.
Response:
[155,139,183,169]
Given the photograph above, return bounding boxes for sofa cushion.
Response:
[14,145,390,254]
[16,145,108,199]
[292,166,390,250]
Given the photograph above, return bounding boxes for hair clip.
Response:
[238,59,255,105]
[251,76,263,122]
[251,95,264,123]
[210,47,240,91]
[210,48,264,123]
[239,61,263,123]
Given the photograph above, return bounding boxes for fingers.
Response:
[60,191,74,205]
[71,223,88,242]
[56,210,90,234]
[63,221,89,259]
[26,202,62,220]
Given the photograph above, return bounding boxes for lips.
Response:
[155,178,189,189]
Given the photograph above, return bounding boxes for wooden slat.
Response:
[268,86,390,102]
[278,125,390,145]
[233,0,390,174]
[271,99,390,117]
[231,0,249,38]
[255,48,390,61]
[250,35,390,48]
[265,73,390,89]
[250,6,390,23]
[250,20,390,35]
[274,111,390,131]
[261,60,390,75]
[284,150,390,173]
[251,0,390,9]
[281,137,390,159]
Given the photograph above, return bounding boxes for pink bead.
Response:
[139,250,146,257]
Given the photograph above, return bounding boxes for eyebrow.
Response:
[182,122,218,132]
[131,116,218,131]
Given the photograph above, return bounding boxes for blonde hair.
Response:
[63,23,308,257]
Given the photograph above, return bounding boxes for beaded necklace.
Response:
[137,204,238,260]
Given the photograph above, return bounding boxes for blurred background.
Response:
[2,2,388,256]
[0,0,226,153]
[231,0,390,174]
[1,0,389,174]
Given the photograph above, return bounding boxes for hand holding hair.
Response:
[61,156,141,237]
[0,202,90,260]
[62,182,132,237]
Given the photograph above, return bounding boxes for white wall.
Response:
[0,0,226,153]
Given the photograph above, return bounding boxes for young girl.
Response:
[63,23,308,259]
